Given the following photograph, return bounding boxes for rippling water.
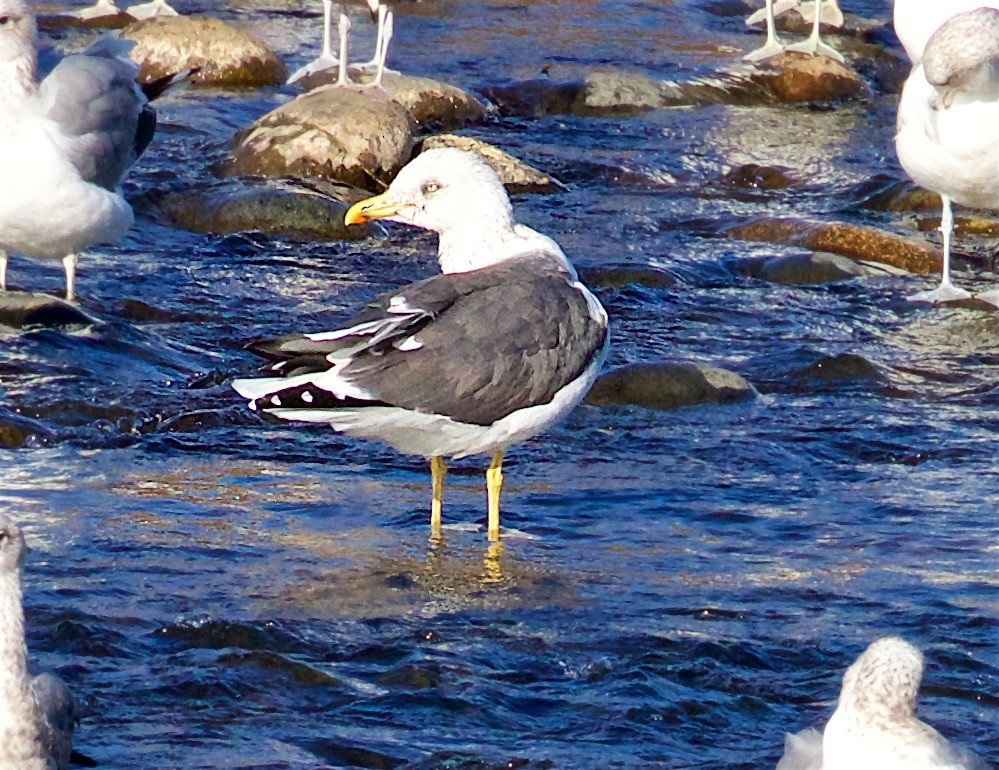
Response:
[2,1,996,767]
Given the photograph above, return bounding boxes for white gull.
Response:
[0,0,152,301]
[776,636,986,770]
[894,6,999,304]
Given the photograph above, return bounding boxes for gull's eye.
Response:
[0,16,10,25]
[421,181,442,195]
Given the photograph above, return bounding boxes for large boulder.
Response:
[586,362,757,411]
[158,178,374,240]
[418,135,560,194]
[752,51,866,103]
[121,16,287,86]
[220,86,414,191]
[297,72,486,132]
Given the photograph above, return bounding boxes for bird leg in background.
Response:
[486,450,504,541]
[0,251,7,292]
[744,0,787,63]
[797,0,844,27]
[62,254,78,302]
[372,10,393,87]
[335,13,352,86]
[430,456,446,540]
[785,0,845,62]
[910,195,972,304]
[286,0,341,84]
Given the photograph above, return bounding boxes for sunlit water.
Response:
[1,1,996,767]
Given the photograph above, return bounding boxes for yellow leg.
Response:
[486,449,503,541]
[430,456,446,540]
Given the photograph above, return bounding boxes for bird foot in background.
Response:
[785,37,845,63]
[907,283,973,304]
[744,40,788,63]
[351,62,401,77]
[125,0,179,19]
[745,0,798,26]
[287,54,340,84]
[797,0,845,27]
[973,289,999,308]
[61,0,121,19]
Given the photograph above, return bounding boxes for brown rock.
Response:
[754,52,865,103]
[418,135,561,194]
[38,10,133,31]
[122,16,287,87]
[298,72,486,132]
[478,79,585,118]
[159,179,374,240]
[725,217,943,274]
[220,87,414,191]
[586,362,756,411]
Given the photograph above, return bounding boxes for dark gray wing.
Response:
[245,255,608,426]
[31,673,78,770]
[39,38,147,191]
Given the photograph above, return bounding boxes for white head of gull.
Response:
[0,515,79,770]
[0,0,151,301]
[893,0,999,63]
[345,148,572,276]
[894,6,999,304]
[776,637,987,770]
[234,149,608,542]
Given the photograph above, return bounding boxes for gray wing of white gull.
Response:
[38,37,152,192]
[922,7,999,95]
[236,251,608,428]
[30,673,78,770]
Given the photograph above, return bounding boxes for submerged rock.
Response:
[725,217,944,274]
[220,86,414,191]
[0,293,94,330]
[577,264,676,290]
[418,135,560,194]
[297,72,486,132]
[586,362,756,411]
[159,178,374,240]
[730,252,870,284]
[122,16,287,86]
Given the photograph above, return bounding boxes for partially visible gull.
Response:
[0,0,153,301]
[60,0,121,20]
[0,515,80,770]
[893,0,999,64]
[776,636,986,770]
[288,0,394,86]
[745,0,844,63]
[894,7,999,304]
[233,149,609,542]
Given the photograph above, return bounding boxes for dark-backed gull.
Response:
[0,515,80,770]
[894,7,999,304]
[776,636,986,770]
[0,0,155,301]
[233,149,609,541]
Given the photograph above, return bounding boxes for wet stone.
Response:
[725,217,944,274]
[0,292,94,329]
[577,264,676,290]
[418,135,560,194]
[479,79,585,118]
[37,10,134,31]
[723,163,799,190]
[159,178,374,240]
[730,252,869,284]
[789,353,888,385]
[298,72,486,133]
[220,86,414,192]
[586,362,757,411]
[121,16,287,87]
[753,52,865,103]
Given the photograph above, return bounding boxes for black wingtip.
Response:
[70,749,99,768]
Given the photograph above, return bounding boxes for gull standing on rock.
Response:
[0,515,79,770]
[776,636,986,770]
[745,0,844,62]
[233,149,609,543]
[0,0,153,301]
[894,7,999,304]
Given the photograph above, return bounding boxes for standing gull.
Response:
[776,636,986,770]
[288,0,394,86]
[894,7,999,304]
[0,515,79,770]
[745,0,844,62]
[0,0,152,301]
[233,149,609,542]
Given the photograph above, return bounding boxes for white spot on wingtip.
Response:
[270,395,282,406]
[301,391,314,403]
